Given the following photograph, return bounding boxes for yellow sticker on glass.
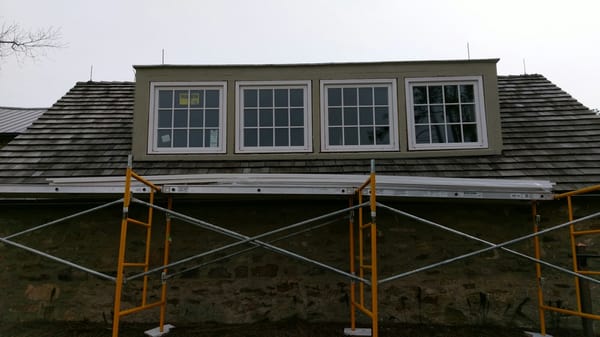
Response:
[179,92,189,105]
[190,92,201,105]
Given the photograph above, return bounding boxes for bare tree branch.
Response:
[0,22,64,61]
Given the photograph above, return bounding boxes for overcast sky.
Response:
[1,0,599,110]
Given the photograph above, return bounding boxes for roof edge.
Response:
[133,58,500,69]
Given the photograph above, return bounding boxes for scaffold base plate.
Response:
[144,324,175,337]
[344,327,372,336]
[525,332,553,337]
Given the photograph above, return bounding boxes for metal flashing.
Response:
[0,174,554,200]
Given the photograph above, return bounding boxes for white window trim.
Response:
[235,80,312,153]
[405,76,488,151]
[320,79,399,152]
[148,81,227,154]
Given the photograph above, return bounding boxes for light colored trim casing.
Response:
[148,81,227,154]
[320,79,399,152]
[405,76,488,150]
[235,80,312,153]
[0,174,553,201]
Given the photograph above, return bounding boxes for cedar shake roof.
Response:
[0,75,598,192]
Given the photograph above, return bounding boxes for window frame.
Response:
[405,76,488,150]
[320,79,399,152]
[148,81,227,154]
[235,80,312,153]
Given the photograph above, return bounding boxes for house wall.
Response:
[1,197,598,330]
[132,59,502,161]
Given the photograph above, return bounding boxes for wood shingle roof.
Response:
[0,75,598,192]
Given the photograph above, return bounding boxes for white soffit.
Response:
[31,173,557,201]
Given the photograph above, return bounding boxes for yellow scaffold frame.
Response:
[534,184,600,336]
[348,161,378,337]
[112,160,172,337]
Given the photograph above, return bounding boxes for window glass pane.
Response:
[189,130,203,147]
[375,126,390,144]
[174,90,189,108]
[343,107,358,125]
[446,105,460,123]
[189,90,203,108]
[374,107,389,124]
[328,88,342,106]
[274,89,289,107]
[158,90,173,108]
[190,109,203,127]
[447,125,462,143]
[359,107,373,125]
[374,87,388,105]
[343,88,357,106]
[290,108,304,126]
[359,127,374,145]
[414,106,429,124]
[328,108,342,126]
[275,108,289,126]
[460,85,475,103]
[463,125,478,142]
[259,109,273,127]
[244,128,257,147]
[206,129,219,147]
[329,127,342,145]
[205,90,220,108]
[275,128,289,146]
[157,129,171,147]
[244,109,257,127]
[158,110,172,128]
[430,105,444,123]
[430,125,446,143]
[344,127,358,145]
[205,109,219,127]
[173,130,187,147]
[259,129,273,146]
[415,125,429,144]
[428,86,443,104]
[444,85,458,103]
[412,86,427,105]
[244,89,258,107]
[174,109,188,127]
[358,87,373,105]
[153,86,223,151]
[461,104,476,122]
[290,128,304,146]
[290,89,304,107]
[259,89,273,107]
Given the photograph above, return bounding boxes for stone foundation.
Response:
[1,197,599,330]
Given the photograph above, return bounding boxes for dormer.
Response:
[132,59,501,161]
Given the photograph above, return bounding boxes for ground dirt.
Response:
[0,319,590,337]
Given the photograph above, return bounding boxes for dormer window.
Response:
[320,79,398,152]
[235,81,312,153]
[148,82,227,154]
[406,76,488,150]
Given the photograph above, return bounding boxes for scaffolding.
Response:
[532,185,600,336]
[2,159,600,337]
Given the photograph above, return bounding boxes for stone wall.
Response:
[1,196,599,330]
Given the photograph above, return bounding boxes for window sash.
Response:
[406,76,487,150]
[236,81,312,153]
[321,79,398,152]
[149,82,227,154]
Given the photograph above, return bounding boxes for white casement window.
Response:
[320,79,398,152]
[149,82,227,154]
[236,81,312,153]
[406,76,488,150]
